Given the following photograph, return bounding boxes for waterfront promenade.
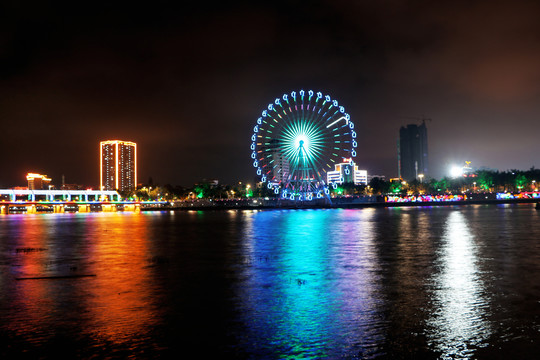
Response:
[171,193,540,210]
[2,190,538,213]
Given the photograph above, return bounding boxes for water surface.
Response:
[1,204,540,358]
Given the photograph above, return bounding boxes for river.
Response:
[1,204,539,358]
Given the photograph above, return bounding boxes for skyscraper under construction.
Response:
[398,121,428,181]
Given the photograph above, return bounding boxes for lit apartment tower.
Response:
[100,140,137,191]
[398,121,428,181]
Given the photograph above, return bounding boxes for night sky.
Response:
[2,1,540,188]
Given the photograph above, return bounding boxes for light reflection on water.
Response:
[1,213,162,357]
[83,213,158,346]
[427,210,491,358]
[1,205,540,358]
[239,209,383,358]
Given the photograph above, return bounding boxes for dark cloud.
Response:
[1,1,539,187]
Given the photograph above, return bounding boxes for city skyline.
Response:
[2,1,540,188]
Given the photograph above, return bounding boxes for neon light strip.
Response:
[134,142,137,190]
[115,142,119,190]
[326,116,347,128]
[100,142,103,190]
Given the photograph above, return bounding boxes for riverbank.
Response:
[149,197,540,211]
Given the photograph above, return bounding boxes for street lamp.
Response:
[418,174,424,183]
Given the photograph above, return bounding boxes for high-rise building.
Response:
[398,121,428,181]
[100,140,137,191]
[268,139,289,185]
[27,173,51,190]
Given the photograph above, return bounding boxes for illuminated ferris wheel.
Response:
[250,90,358,201]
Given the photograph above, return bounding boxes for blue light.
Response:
[325,95,330,102]
[352,150,357,157]
[280,119,324,168]
[298,195,303,201]
[274,188,279,194]
[345,114,350,121]
[349,122,354,129]
[307,193,313,201]
[352,140,357,148]
[300,90,305,97]
[325,188,330,195]
[339,106,345,113]
[351,131,356,138]
[253,125,259,132]
[262,175,267,182]
[283,94,288,101]
[267,182,272,188]
[251,143,255,150]
[333,100,338,107]
[257,117,262,125]
[317,192,322,198]
[253,160,258,167]
[290,194,295,200]
[251,152,256,159]
[257,168,262,175]
[345,168,350,175]
[317,92,322,99]
[308,90,314,97]
[262,110,267,117]
[332,182,337,189]
[275,98,281,106]
[251,135,256,141]
[268,104,273,111]
[283,190,288,197]
[291,91,296,99]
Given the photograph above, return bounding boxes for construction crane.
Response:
[399,116,432,125]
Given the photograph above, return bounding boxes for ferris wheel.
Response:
[250,90,357,201]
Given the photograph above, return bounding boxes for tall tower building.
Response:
[100,140,137,191]
[398,121,428,181]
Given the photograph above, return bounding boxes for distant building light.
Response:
[26,173,52,190]
[327,158,367,185]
